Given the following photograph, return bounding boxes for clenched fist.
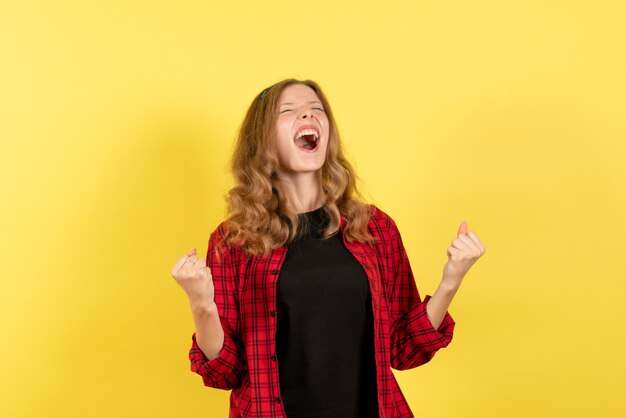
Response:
[171,248,215,309]
[442,221,485,285]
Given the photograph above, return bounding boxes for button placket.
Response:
[269,254,286,413]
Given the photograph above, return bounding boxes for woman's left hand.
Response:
[442,221,486,286]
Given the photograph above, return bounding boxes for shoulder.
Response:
[210,220,229,240]
[367,204,401,239]
[208,220,275,260]
[207,220,230,248]
[207,220,245,261]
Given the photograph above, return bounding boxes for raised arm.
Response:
[172,248,224,359]
[427,221,485,329]
[171,224,247,390]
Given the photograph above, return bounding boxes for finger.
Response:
[451,236,473,253]
[171,253,193,276]
[191,257,206,269]
[186,248,197,256]
[457,234,481,254]
[447,246,463,259]
[457,221,468,236]
[468,231,486,252]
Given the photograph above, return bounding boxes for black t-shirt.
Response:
[275,207,379,418]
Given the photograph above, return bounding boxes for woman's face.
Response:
[274,83,330,177]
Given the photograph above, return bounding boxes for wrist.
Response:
[440,275,463,291]
[190,299,218,315]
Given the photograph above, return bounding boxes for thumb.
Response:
[458,221,468,236]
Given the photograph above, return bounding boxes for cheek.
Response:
[274,133,294,162]
[275,138,289,160]
[276,121,293,143]
[276,133,292,154]
[322,139,330,155]
[322,119,331,137]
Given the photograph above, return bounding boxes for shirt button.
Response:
[270,355,277,361]
[269,310,276,317]
[271,269,279,275]
[275,397,281,403]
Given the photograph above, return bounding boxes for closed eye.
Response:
[279,107,323,114]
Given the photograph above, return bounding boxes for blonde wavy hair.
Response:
[218,78,375,257]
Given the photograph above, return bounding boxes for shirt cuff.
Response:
[405,295,455,351]
[189,331,243,388]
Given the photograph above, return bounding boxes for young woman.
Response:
[171,79,486,418]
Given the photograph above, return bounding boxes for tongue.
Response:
[295,134,317,150]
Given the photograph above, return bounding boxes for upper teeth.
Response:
[295,129,319,140]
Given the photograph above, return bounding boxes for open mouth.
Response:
[294,128,320,151]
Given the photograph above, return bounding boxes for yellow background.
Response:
[1,1,625,417]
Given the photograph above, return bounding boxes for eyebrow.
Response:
[279,101,323,107]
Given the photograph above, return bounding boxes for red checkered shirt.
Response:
[189,206,455,417]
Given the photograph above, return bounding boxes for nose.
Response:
[299,109,314,119]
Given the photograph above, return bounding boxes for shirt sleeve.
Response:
[382,213,456,370]
[188,223,247,390]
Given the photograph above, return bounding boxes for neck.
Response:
[277,171,326,214]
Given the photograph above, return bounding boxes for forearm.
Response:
[426,276,461,329]
[190,302,225,360]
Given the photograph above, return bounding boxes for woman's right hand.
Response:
[171,248,215,309]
